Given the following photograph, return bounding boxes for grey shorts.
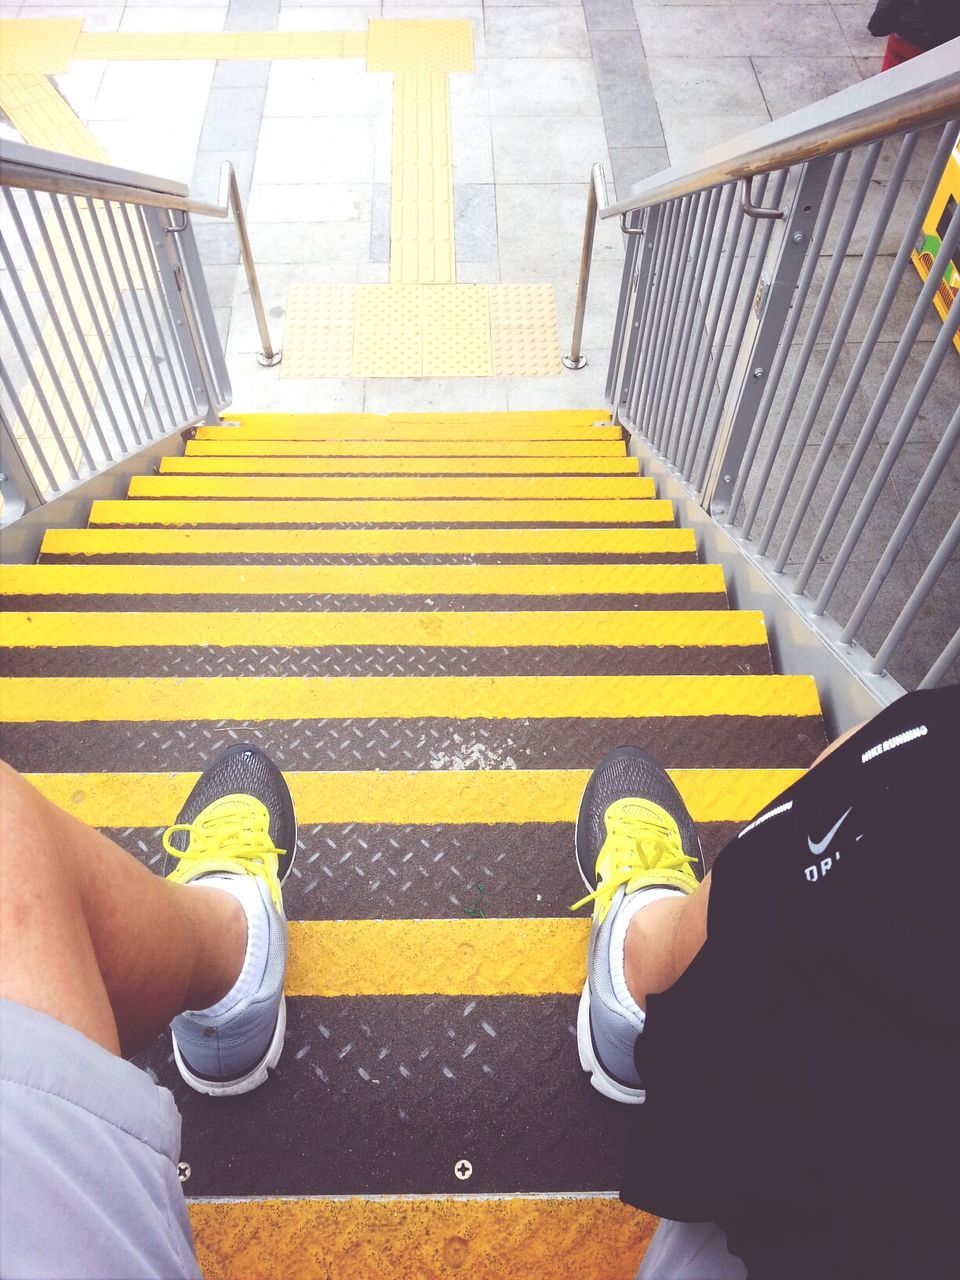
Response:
[0,999,201,1280]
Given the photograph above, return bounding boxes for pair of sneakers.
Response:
[163,743,702,1103]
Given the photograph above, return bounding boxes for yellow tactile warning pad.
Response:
[74,31,367,62]
[283,284,561,378]
[186,1194,656,1280]
[0,71,106,161]
[366,19,474,75]
[0,18,82,74]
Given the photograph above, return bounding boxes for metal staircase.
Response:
[1,408,824,1276]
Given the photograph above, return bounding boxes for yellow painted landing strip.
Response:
[27,768,804,828]
[186,438,627,458]
[3,610,764,650]
[0,562,721,596]
[285,918,586,996]
[128,476,655,501]
[162,456,641,476]
[1,674,820,723]
[187,1194,657,1280]
[38,527,695,558]
[85,498,677,526]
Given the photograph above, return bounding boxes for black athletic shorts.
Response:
[621,686,960,1279]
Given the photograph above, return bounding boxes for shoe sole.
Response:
[173,995,288,1098]
[576,984,645,1106]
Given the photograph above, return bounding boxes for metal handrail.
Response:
[0,140,280,366]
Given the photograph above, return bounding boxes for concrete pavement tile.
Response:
[90,61,215,121]
[486,57,601,116]
[492,115,609,184]
[646,56,767,116]
[118,7,228,32]
[609,145,671,196]
[246,183,372,223]
[457,262,503,283]
[485,7,591,58]
[830,2,881,57]
[263,61,383,117]
[195,222,243,266]
[198,84,266,152]
[454,184,498,261]
[212,59,270,87]
[496,182,625,277]
[228,360,365,412]
[752,55,862,117]
[253,117,376,183]
[855,55,883,78]
[362,377,511,413]
[658,110,771,163]
[452,113,494,183]
[597,79,664,149]
[635,6,746,57]
[369,183,390,263]
[583,0,637,29]
[242,220,371,267]
[505,351,610,408]
[203,263,243,309]
[225,0,279,30]
[731,4,847,56]
[450,66,490,116]
[17,5,122,28]
[589,29,646,81]
[276,6,379,31]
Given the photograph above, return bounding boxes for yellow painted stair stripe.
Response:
[3,609,764,650]
[187,1194,656,1280]
[86,498,676,526]
[197,423,618,443]
[1,562,722,597]
[162,455,640,476]
[2,674,820,722]
[127,476,653,500]
[185,439,627,458]
[27,769,801,827]
[220,409,610,429]
[38,526,694,558]
[286,919,585,996]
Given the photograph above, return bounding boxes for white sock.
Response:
[188,874,273,1018]
[608,887,685,1028]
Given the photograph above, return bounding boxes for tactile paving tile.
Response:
[489,284,562,377]
[366,19,474,75]
[352,284,422,377]
[74,31,366,62]
[280,284,355,380]
[421,284,491,377]
[0,18,82,74]
[391,72,455,285]
[0,72,107,158]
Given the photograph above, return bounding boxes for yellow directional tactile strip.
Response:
[74,31,367,62]
[0,561,721,596]
[187,1194,657,1280]
[127,475,654,500]
[3,609,766,650]
[84,497,677,526]
[38,526,694,558]
[390,74,455,286]
[27,768,805,829]
[1,674,821,723]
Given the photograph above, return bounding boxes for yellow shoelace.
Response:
[571,798,699,923]
[163,793,285,912]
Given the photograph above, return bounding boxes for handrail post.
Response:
[563,162,607,371]
[219,162,282,368]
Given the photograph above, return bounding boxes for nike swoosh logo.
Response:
[807,806,852,856]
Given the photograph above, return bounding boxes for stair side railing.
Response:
[570,41,960,728]
[0,140,278,557]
